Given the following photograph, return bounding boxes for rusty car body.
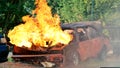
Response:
[12,21,113,67]
[62,21,113,65]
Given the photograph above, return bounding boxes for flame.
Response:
[8,0,72,48]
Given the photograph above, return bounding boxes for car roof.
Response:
[61,21,103,31]
[61,23,88,30]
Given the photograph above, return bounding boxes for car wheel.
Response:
[98,45,107,60]
[64,49,80,66]
[72,51,80,66]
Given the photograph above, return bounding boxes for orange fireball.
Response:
[8,0,72,48]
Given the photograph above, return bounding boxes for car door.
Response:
[77,27,93,61]
[77,26,104,61]
[86,26,104,58]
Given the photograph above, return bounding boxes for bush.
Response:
[47,0,86,23]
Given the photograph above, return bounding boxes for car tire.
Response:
[98,45,107,60]
[71,51,80,66]
[64,49,80,66]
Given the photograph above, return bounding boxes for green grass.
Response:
[8,58,13,62]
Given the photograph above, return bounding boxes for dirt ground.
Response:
[0,52,120,68]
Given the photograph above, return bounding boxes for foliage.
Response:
[103,0,120,25]
[0,0,120,32]
[47,0,85,23]
[48,0,120,24]
[0,0,35,32]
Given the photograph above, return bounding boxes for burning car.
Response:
[6,0,113,67]
[9,21,113,67]
[62,21,113,65]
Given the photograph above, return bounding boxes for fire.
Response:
[8,0,72,48]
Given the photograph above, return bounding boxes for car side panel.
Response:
[78,37,104,61]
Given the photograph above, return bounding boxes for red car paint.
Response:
[62,21,113,63]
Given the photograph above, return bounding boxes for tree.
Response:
[0,0,120,32]
[47,0,86,23]
[0,0,35,33]
[48,0,120,24]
